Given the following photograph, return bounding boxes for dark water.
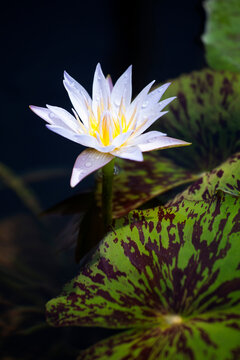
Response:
[0,0,205,358]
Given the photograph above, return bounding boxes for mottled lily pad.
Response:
[155,69,240,172]
[96,153,199,218]
[46,153,240,359]
[168,152,240,203]
[202,0,240,72]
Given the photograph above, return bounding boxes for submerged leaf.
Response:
[46,154,240,359]
[0,162,41,214]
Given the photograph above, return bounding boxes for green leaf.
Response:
[46,154,240,359]
[202,0,240,72]
[154,69,240,172]
[168,152,240,203]
[96,153,199,218]
[78,310,240,360]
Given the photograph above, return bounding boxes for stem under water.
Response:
[102,159,115,232]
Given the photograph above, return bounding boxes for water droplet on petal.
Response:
[114,98,121,107]
[49,112,55,119]
[85,161,92,168]
[141,101,148,109]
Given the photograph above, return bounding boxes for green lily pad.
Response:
[96,153,199,218]
[202,0,240,72]
[155,69,240,172]
[78,311,240,360]
[46,153,240,359]
[168,152,240,203]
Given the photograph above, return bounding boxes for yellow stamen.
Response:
[85,95,133,146]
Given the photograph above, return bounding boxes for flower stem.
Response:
[102,159,115,231]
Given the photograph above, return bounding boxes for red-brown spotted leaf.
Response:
[46,154,240,359]
[168,152,240,204]
[96,153,198,218]
[154,69,240,172]
[78,309,240,360]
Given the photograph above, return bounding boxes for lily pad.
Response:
[155,69,240,172]
[202,0,240,72]
[168,152,240,203]
[46,153,240,359]
[96,153,199,218]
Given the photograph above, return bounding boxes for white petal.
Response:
[112,130,133,147]
[63,71,91,127]
[64,71,92,103]
[138,83,172,116]
[70,149,114,187]
[95,133,117,152]
[73,133,104,148]
[126,80,155,122]
[30,105,78,132]
[111,65,132,109]
[46,105,80,132]
[111,146,143,161]
[89,143,116,153]
[92,63,109,117]
[139,96,176,125]
[131,80,155,106]
[158,96,176,111]
[46,124,80,144]
[132,111,168,138]
[126,130,166,146]
[46,124,117,153]
[145,83,171,107]
[137,136,191,152]
[46,124,100,148]
[30,105,54,124]
[106,75,113,92]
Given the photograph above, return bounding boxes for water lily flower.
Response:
[30,64,189,187]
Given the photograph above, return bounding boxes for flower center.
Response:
[164,314,182,325]
[88,102,130,146]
